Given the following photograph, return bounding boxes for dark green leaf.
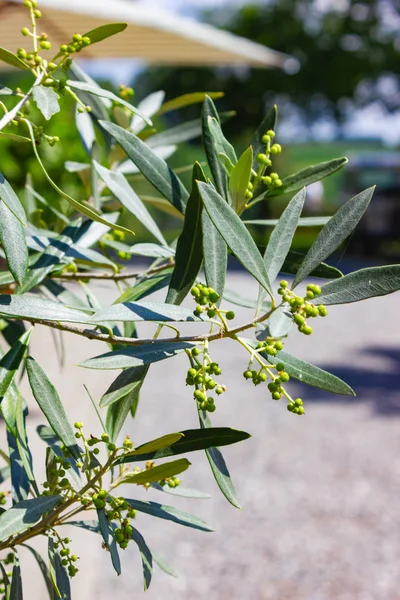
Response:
[198,182,272,295]
[115,269,173,304]
[281,250,343,279]
[10,553,23,600]
[260,347,355,396]
[125,499,214,532]
[37,425,81,489]
[292,187,374,288]
[157,92,224,115]
[68,62,110,123]
[0,173,27,225]
[130,528,153,591]
[93,162,166,245]
[229,146,253,213]
[116,427,250,464]
[83,23,127,44]
[166,162,205,305]
[0,294,91,324]
[32,86,60,120]
[0,495,61,542]
[22,545,54,599]
[317,265,400,305]
[100,365,147,410]
[7,430,30,504]
[202,210,227,300]
[105,374,144,442]
[251,105,277,170]
[97,509,121,575]
[0,328,32,401]
[0,562,11,598]
[121,458,190,484]
[199,410,241,509]
[0,201,28,285]
[201,96,228,200]
[100,121,189,214]
[263,188,306,284]
[80,340,195,370]
[0,47,30,71]
[26,357,82,459]
[14,392,38,496]
[48,538,70,600]
[91,301,200,324]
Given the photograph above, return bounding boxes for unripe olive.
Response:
[21,27,30,36]
[226,310,235,320]
[256,153,269,165]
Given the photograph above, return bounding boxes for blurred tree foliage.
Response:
[134,0,400,139]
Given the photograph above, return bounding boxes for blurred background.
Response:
[1,0,400,598]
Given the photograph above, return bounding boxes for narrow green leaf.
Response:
[132,90,165,133]
[263,188,306,284]
[281,250,343,279]
[0,562,11,599]
[100,121,189,214]
[208,116,237,168]
[0,495,61,542]
[166,162,205,305]
[157,92,224,115]
[202,210,227,300]
[48,538,70,600]
[0,131,30,143]
[198,181,272,296]
[26,357,82,459]
[0,173,27,225]
[22,545,54,599]
[130,528,153,591]
[68,62,110,123]
[125,499,214,532]
[130,243,174,258]
[83,23,127,44]
[272,157,348,197]
[18,220,83,294]
[251,105,277,170]
[80,340,195,370]
[25,121,131,234]
[116,427,251,464]
[130,434,183,455]
[26,185,70,224]
[222,288,270,310]
[67,81,151,125]
[0,47,30,71]
[151,483,211,499]
[7,430,30,504]
[91,301,200,323]
[150,549,177,578]
[93,162,166,245]
[244,216,331,227]
[121,458,190,484]
[0,294,91,324]
[114,269,173,304]
[0,85,14,95]
[100,366,147,408]
[105,374,145,442]
[201,96,228,200]
[199,410,241,509]
[97,509,121,575]
[15,392,39,496]
[10,553,23,600]
[0,328,32,401]
[32,86,60,120]
[262,306,292,338]
[258,346,355,396]
[317,265,400,305]
[292,187,374,288]
[229,146,253,213]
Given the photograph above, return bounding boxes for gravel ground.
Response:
[1,272,400,600]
